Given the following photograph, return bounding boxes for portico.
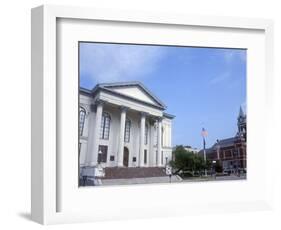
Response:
[79,82,174,169]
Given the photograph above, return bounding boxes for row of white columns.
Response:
[86,99,163,167]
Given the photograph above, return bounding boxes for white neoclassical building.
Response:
[79,82,174,169]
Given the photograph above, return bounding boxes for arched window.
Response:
[100,112,111,140]
[124,119,131,143]
[79,107,86,136]
[144,124,148,145]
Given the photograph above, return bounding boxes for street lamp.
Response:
[212,160,216,178]
[201,128,208,177]
[165,164,172,183]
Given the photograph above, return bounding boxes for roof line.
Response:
[96,81,167,109]
[163,112,175,119]
[84,86,166,110]
[80,87,92,95]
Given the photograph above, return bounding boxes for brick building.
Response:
[199,107,247,172]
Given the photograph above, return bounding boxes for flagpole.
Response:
[203,136,207,176]
[201,128,208,177]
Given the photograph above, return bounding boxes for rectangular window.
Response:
[124,119,131,143]
[161,127,164,147]
[144,125,148,145]
[144,150,147,164]
[132,157,137,162]
[156,150,158,164]
[98,145,108,163]
[103,121,110,139]
[100,113,111,140]
[225,150,232,158]
[161,151,163,165]
[110,155,115,161]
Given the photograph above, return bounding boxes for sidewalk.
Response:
[100,175,182,186]
[181,174,247,182]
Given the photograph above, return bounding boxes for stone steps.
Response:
[104,167,166,179]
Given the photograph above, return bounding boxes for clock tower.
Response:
[237,106,247,140]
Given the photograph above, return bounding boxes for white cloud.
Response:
[209,49,246,85]
[222,49,246,64]
[209,72,231,85]
[80,43,166,86]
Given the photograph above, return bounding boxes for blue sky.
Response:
[80,42,246,149]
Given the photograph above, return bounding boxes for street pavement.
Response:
[79,174,246,186]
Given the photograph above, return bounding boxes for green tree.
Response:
[170,145,210,176]
[169,145,192,174]
[192,154,205,172]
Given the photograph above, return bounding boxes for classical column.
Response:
[86,99,104,166]
[85,105,95,165]
[149,120,156,167]
[117,106,128,167]
[139,112,146,167]
[157,117,163,167]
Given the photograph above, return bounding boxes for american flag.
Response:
[201,128,208,150]
[201,128,208,137]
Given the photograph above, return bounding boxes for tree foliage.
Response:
[170,145,211,176]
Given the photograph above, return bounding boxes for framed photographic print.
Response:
[31,5,274,224]
[78,42,247,187]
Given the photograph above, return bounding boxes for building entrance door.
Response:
[123,147,129,167]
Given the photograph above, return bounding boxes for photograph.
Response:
[78,42,247,187]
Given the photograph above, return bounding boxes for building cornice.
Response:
[80,86,167,111]
[163,112,175,119]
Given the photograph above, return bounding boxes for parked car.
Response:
[223,168,235,175]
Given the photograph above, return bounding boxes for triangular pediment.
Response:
[110,86,158,105]
[98,82,166,108]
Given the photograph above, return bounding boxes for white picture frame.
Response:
[31,5,274,225]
